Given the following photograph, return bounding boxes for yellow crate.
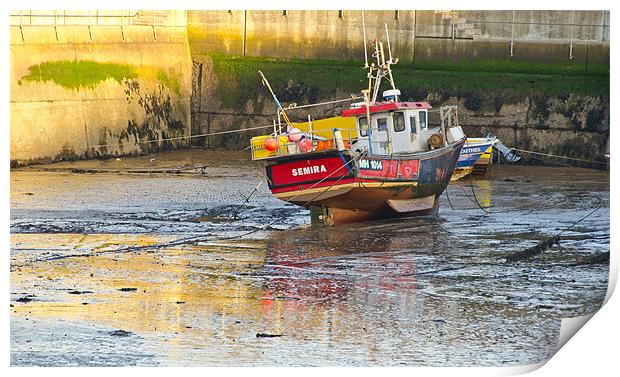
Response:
[250,135,289,160]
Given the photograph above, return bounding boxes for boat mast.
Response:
[366,26,399,103]
[371,40,382,103]
[362,11,369,69]
[384,23,397,91]
[358,15,400,155]
[259,70,293,131]
[361,11,375,154]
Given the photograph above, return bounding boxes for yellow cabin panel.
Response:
[292,116,357,140]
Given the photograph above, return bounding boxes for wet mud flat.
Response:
[10,150,609,366]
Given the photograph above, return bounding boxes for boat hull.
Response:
[265,139,465,225]
[457,141,493,169]
[454,138,495,180]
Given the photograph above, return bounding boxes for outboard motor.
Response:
[494,140,522,163]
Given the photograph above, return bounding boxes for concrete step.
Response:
[463,28,483,35]
[437,10,459,20]
[436,10,490,40]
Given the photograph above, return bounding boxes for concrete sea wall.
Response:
[10,10,609,166]
[190,54,609,166]
[187,10,609,166]
[188,10,609,72]
[10,24,192,164]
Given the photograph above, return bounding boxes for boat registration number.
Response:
[358,159,383,171]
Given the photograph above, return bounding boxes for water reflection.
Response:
[11,159,609,366]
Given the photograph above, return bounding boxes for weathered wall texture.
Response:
[190,55,609,166]
[188,10,416,62]
[188,10,609,69]
[10,24,192,164]
[457,10,609,41]
[442,95,609,166]
[10,10,610,166]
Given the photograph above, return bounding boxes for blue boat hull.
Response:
[457,142,493,168]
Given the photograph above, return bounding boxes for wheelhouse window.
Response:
[393,112,405,132]
[358,116,369,137]
[410,116,418,134]
[419,111,427,130]
[377,117,388,131]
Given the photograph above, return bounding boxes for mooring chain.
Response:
[504,195,606,263]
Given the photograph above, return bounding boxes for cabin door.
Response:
[371,116,390,154]
[409,113,426,152]
[389,112,411,153]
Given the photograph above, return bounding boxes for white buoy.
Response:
[333,128,345,151]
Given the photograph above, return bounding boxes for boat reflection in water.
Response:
[11,162,609,366]
[262,225,421,306]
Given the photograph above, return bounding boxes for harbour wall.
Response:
[10,10,609,165]
[191,54,609,166]
[10,23,192,164]
[188,10,609,166]
[188,10,609,71]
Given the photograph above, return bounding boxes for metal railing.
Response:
[428,10,609,45]
[251,127,356,161]
[468,11,609,44]
[9,10,187,27]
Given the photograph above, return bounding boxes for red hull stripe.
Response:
[271,178,375,194]
[341,102,433,117]
[270,156,349,187]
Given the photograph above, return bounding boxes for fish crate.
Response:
[250,135,290,160]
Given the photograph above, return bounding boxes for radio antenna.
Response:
[383,23,397,91]
[362,11,369,68]
[384,23,393,63]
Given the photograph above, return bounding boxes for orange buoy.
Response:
[264,138,278,152]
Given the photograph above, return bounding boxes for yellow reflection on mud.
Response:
[11,234,270,338]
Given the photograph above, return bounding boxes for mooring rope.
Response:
[22,151,367,264]
[444,185,456,210]
[284,96,363,111]
[514,148,608,166]
[10,123,279,156]
[504,195,606,263]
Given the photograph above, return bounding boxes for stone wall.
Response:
[10,10,610,166]
[190,54,609,167]
[188,10,609,69]
[10,24,192,164]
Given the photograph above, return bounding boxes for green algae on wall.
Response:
[209,53,609,113]
[196,53,609,162]
[20,60,181,94]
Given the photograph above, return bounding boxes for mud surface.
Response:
[10,150,610,366]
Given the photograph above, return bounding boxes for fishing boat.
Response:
[452,136,496,180]
[250,33,466,226]
[452,136,522,181]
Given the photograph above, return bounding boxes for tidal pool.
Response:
[10,151,610,366]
